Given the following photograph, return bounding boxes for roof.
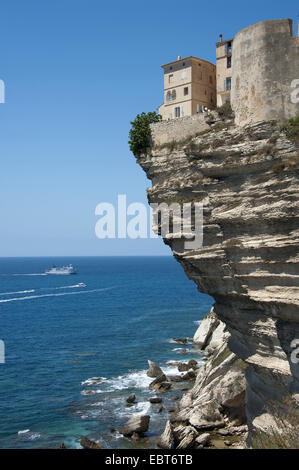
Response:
[216,38,234,47]
[161,56,215,69]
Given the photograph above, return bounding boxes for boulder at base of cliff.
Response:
[173,425,199,449]
[188,401,226,430]
[177,360,198,372]
[80,437,102,449]
[193,308,219,349]
[157,420,174,449]
[195,433,211,447]
[120,415,150,437]
[149,374,172,392]
[147,360,164,378]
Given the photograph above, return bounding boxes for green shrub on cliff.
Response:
[217,101,234,119]
[281,115,299,142]
[128,111,162,157]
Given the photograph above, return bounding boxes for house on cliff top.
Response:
[158,56,216,121]
[158,18,299,126]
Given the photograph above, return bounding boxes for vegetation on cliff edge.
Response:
[217,101,234,119]
[281,115,299,142]
[128,111,161,157]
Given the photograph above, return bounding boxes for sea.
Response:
[0,256,213,449]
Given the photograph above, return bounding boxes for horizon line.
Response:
[0,254,172,258]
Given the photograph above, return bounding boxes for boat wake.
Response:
[12,273,48,277]
[0,287,115,303]
[0,289,35,296]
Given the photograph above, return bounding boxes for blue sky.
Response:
[0,0,297,256]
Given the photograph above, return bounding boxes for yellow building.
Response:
[216,35,234,106]
[158,56,216,120]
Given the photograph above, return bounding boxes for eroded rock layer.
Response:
[137,115,299,438]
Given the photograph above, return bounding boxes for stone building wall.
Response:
[150,113,208,146]
[231,19,299,126]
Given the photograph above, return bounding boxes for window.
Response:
[184,87,189,96]
[225,41,232,55]
[175,107,181,118]
[169,74,174,83]
[166,89,176,102]
[209,75,213,84]
[225,77,232,91]
[227,56,231,68]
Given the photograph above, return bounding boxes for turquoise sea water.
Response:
[0,256,213,449]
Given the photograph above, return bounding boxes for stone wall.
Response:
[150,113,209,146]
[231,19,299,126]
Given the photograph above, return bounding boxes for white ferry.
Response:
[45,264,77,275]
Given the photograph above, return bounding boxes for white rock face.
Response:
[173,425,199,449]
[193,308,219,348]
[138,117,299,442]
[195,433,211,446]
[120,415,150,437]
[194,307,230,353]
[157,420,173,449]
[206,321,230,354]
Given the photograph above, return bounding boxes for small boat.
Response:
[77,282,86,287]
[45,264,77,275]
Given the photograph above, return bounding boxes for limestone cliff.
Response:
[137,113,299,443]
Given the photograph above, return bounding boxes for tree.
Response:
[128,111,161,157]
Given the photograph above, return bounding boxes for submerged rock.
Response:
[80,437,102,449]
[126,394,136,404]
[172,338,188,344]
[120,415,150,437]
[149,397,162,404]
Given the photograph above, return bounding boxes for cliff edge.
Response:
[137,112,299,445]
